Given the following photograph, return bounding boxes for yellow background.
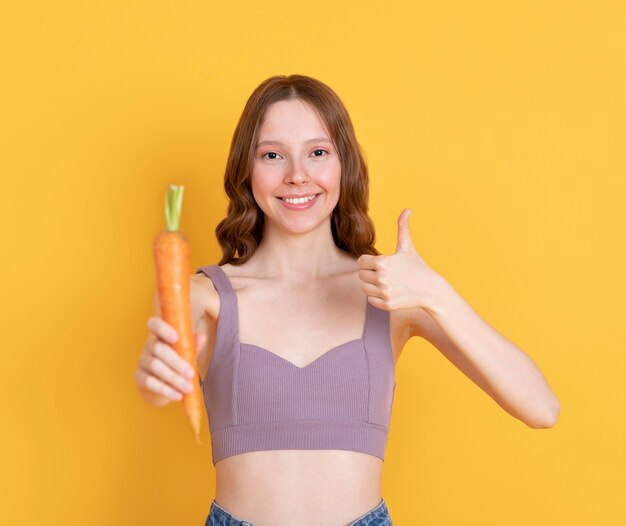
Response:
[1,1,624,524]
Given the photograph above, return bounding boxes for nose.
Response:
[284,159,311,185]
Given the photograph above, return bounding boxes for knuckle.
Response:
[164,367,177,382]
[177,377,189,391]
[146,375,160,391]
[158,318,170,332]
[147,355,160,373]
[163,367,177,384]
[150,341,161,359]
[149,317,167,336]
[153,340,170,358]
[180,360,192,374]
[155,319,167,336]
[144,375,158,393]
[165,385,179,399]
[163,366,177,385]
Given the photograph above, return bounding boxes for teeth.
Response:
[283,195,316,204]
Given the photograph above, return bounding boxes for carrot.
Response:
[153,184,203,444]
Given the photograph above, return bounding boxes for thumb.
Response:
[395,208,414,253]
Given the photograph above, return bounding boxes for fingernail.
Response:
[184,382,194,392]
[184,367,195,379]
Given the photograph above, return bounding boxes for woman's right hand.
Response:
[135,316,207,407]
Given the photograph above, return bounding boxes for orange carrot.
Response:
[153,184,203,444]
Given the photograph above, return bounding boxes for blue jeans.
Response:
[205,497,393,525]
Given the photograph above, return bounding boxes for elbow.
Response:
[527,398,560,429]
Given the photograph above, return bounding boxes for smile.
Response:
[281,194,317,204]
[276,193,321,210]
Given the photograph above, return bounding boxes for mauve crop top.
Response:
[195,264,396,466]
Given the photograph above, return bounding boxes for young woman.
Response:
[135,74,560,526]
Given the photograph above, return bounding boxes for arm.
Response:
[413,275,560,429]
[357,208,560,428]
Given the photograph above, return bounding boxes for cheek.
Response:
[250,169,274,197]
[318,164,342,193]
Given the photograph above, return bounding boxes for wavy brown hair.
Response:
[215,74,381,265]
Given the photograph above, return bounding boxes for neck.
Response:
[250,217,349,284]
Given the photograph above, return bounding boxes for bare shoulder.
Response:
[190,271,219,322]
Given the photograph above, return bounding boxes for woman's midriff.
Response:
[214,449,384,526]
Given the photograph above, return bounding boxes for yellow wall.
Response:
[1,1,624,524]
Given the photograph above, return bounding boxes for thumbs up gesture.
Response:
[356,208,442,311]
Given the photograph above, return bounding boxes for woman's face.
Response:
[250,98,341,236]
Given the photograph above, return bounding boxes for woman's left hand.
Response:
[356,208,444,312]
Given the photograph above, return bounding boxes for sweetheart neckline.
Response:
[212,264,370,372]
[240,337,364,370]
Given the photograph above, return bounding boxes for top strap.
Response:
[194,264,240,354]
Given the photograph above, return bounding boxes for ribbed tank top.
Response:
[195,264,396,466]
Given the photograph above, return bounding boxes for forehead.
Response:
[256,99,330,143]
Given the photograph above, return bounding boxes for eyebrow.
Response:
[256,137,332,148]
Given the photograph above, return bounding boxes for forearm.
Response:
[424,275,560,428]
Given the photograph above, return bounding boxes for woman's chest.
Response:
[237,283,369,366]
[196,273,409,382]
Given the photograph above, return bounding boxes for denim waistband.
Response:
[206,497,392,526]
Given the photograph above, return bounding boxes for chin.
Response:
[274,217,331,236]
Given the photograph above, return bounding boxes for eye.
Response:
[312,149,329,157]
[261,151,282,160]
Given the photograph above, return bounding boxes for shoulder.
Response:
[190,270,219,321]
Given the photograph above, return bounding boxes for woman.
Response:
[135,74,560,526]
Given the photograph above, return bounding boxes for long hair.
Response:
[215,74,381,265]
